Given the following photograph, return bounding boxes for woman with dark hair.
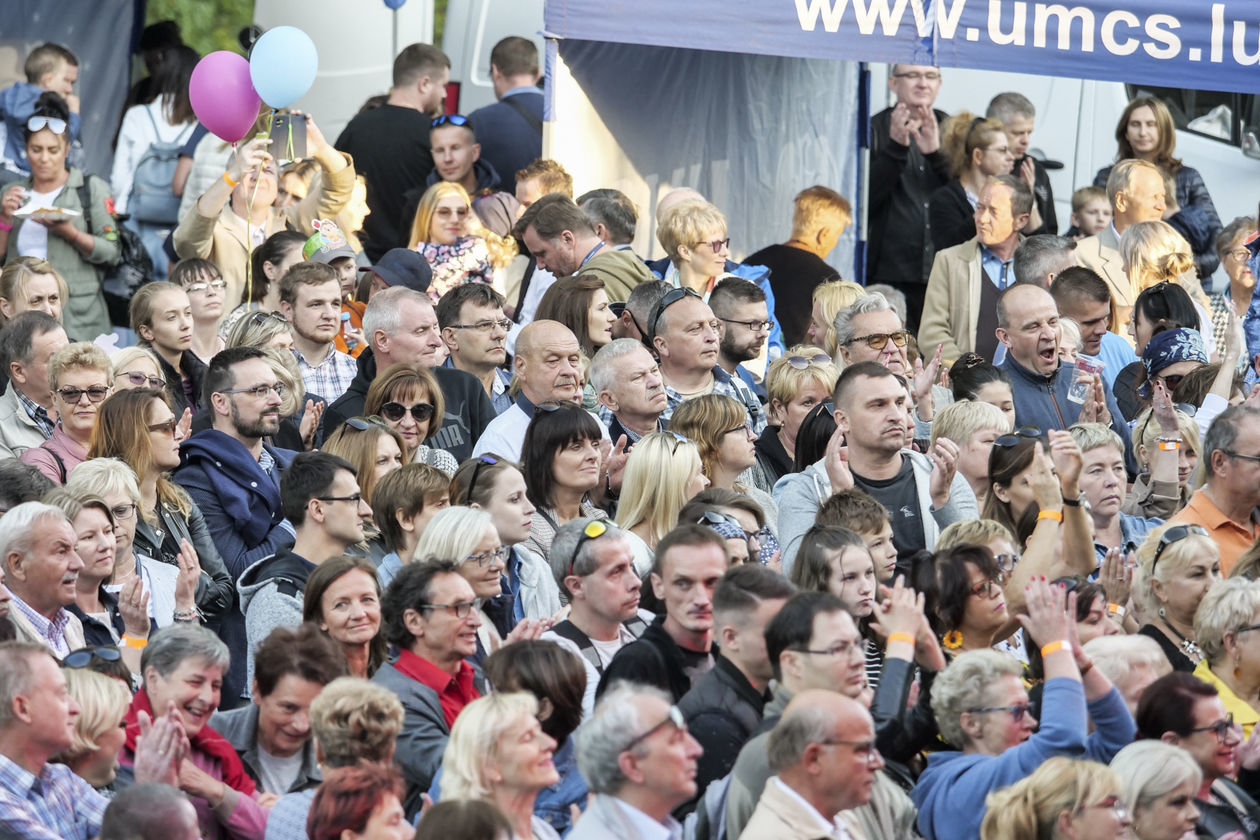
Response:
[219,229,306,337]
[1135,672,1260,839]
[1116,281,1204,420]
[981,428,1054,539]
[520,402,607,559]
[1095,96,1222,279]
[415,801,513,840]
[111,44,198,281]
[0,92,119,341]
[949,352,1015,429]
[306,763,412,840]
[915,543,1020,657]
[303,555,387,678]
[535,275,617,360]
[791,400,837,471]
[929,112,1020,252]
[363,362,455,473]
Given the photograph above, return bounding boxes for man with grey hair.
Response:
[590,339,667,445]
[742,689,882,840]
[920,175,1032,363]
[578,188,638,249]
[1014,234,1077,290]
[612,277,669,345]
[0,501,85,657]
[1168,404,1260,572]
[987,91,1057,236]
[100,783,201,840]
[833,292,910,375]
[0,310,68,459]
[1076,158,1166,319]
[542,517,651,717]
[569,681,703,840]
[322,285,495,460]
[0,640,187,839]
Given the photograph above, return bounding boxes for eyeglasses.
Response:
[647,287,703,343]
[55,385,109,404]
[994,553,1020,573]
[63,645,123,669]
[467,454,500,501]
[379,402,435,423]
[345,416,390,432]
[1224,450,1260,464]
[1079,796,1129,822]
[719,317,775,333]
[985,145,1012,156]
[968,573,1005,598]
[419,597,483,619]
[792,640,859,658]
[27,115,68,135]
[1229,248,1252,262]
[785,353,832,369]
[694,238,730,252]
[185,279,226,293]
[431,114,470,129]
[1190,713,1241,743]
[571,519,612,573]
[892,71,941,81]
[1151,524,1209,574]
[464,545,510,569]
[147,418,178,435]
[744,526,773,545]
[995,426,1044,448]
[249,310,289,327]
[1155,373,1186,393]
[219,382,286,399]
[623,705,687,753]
[110,503,137,521]
[722,421,755,437]
[819,738,881,764]
[119,371,166,389]
[844,329,909,350]
[317,493,364,504]
[967,702,1033,721]
[449,318,512,333]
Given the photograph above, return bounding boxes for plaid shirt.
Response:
[294,346,358,404]
[0,753,107,839]
[10,593,72,658]
[13,388,54,438]
[661,364,766,433]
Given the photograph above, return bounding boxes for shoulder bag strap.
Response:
[502,93,543,136]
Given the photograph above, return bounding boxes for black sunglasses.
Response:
[995,426,1044,448]
[647,287,703,343]
[467,453,500,501]
[1151,524,1210,574]
[63,646,123,669]
[379,401,435,423]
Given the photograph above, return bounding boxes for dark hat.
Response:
[1141,328,1207,377]
[362,249,432,294]
[138,20,183,52]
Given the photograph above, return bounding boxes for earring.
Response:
[1158,607,1166,618]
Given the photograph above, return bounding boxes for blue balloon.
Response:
[383,0,407,8]
[249,26,319,109]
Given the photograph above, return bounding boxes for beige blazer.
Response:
[1076,226,1135,309]
[742,776,850,840]
[918,236,984,365]
[9,604,85,659]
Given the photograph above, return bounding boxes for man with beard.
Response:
[598,524,727,703]
[709,277,772,400]
[589,340,668,445]
[472,319,607,462]
[279,262,357,404]
[176,346,298,704]
[435,284,513,414]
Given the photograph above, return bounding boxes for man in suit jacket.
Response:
[1075,158,1167,326]
[468,36,543,197]
[569,682,703,840]
[919,175,1031,364]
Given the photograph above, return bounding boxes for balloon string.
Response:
[243,109,276,308]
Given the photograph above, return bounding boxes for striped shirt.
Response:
[10,594,72,658]
[13,388,54,438]
[0,754,107,839]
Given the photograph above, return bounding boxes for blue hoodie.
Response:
[0,82,81,174]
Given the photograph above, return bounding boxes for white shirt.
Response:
[472,401,610,463]
[611,799,682,840]
[15,185,64,258]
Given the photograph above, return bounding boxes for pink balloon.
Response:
[189,52,262,143]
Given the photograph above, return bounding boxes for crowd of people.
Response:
[1,18,1260,840]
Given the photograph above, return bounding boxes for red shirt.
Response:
[393,648,480,729]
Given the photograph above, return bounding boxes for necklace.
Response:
[1162,615,1204,661]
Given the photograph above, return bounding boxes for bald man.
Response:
[472,319,609,462]
[744,690,884,840]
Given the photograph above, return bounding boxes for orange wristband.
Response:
[886,632,915,646]
[222,171,238,188]
[122,634,147,650]
[1040,640,1070,658]
[1037,509,1063,523]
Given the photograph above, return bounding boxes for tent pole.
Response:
[856,61,870,285]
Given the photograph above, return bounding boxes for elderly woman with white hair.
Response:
[1134,522,1222,673]
[1110,740,1203,840]
[1083,633,1172,715]
[1191,577,1260,737]
[441,692,561,840]
[413,506,550,666]
[911,578,1135,840]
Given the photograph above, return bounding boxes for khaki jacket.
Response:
[918,236,984,365]
[1076,226,1135,309]
[742,776,849,840]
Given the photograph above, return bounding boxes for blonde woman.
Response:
[441,692,561,840]
[406,181,493,302]
[1119,219,1219,358]
[20,341,112,483]
[669,393,778,522]
[807,279,864,357]
[1133,522,1221,673]
[614,431,710,576]
[0,255,66,325]
[980,757,1130,840]
[656,199,731,296]
[53,665,132,789]
[110,345,165,392]
[1192,577,1260,737]
[930,112,1019,252]
[321,416,409,509]
[1110,740,1202,840]
[759,347,840,483]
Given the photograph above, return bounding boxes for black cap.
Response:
[363,249,432,294]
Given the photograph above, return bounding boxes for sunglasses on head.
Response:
[345,416,391,432]
[995,426,1044,447]
[647,287,703,343]
[466,453,501,501]
[785,354,832,369]
[379,401,435,423]
[27,115,67,135]
[667,430,691,455]
[63,646,122,669]
[432,114,470,129]
[1151,524,1209,574]
[249,310,289,327]
[570,519,613,574]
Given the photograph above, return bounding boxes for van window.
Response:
[1125,85,1249,146]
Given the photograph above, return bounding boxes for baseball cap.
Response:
[362,248,433,294]
[303,220,357,264]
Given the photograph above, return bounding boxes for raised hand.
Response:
[1016,577,1074,649]
[823,427,854,492]
[1099,547,1132,612]
[118,575,151,638]
[1047,429,1083,496]
[927,437,959,509]
[173,538,202,614]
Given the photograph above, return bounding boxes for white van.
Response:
[441,0,545,114]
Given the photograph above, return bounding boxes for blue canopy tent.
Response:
[541,0,1260,279]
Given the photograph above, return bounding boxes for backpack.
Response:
[127,106,192,226]
[76,180,154,327]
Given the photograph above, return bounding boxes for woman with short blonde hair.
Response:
[1191,577,1260,736]
[980,757,1130,839]
[809,280,864,357]
[52,666,132,789]
[110,345,165,392]
[20,341,112,483]
[1133,522,1221,673]
[656,200,731,295]
[1109,740,1202,840]
[759,347,839,483]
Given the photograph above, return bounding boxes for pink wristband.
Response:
[0,219,12,232]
